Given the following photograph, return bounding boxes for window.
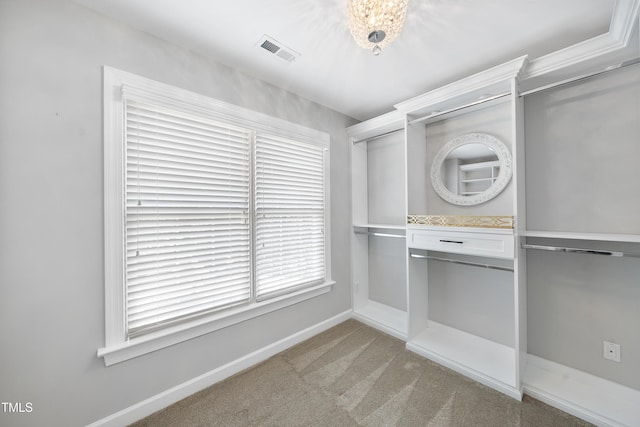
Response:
[100,67,332,365]
[254,134,326,300]
[125,99,252,338]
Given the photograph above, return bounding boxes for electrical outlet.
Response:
[603,341,621,362]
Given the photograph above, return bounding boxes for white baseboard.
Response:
[89,314,640,427]
[523,354,640,427]
[357,317,640,427]
[88,310,352,427]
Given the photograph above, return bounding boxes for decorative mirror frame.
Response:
[430,133,512,206]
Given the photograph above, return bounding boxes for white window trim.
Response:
[100,66,333,366]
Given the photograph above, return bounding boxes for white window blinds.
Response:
[254,134,326,300]
[125,99,252,337]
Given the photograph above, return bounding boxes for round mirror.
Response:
[431,133,512,206]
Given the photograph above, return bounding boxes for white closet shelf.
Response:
[352,300,408,340]
[353,223,407,231]
[525,230,640,243]
[407,321,520,399]
[461,178,495,183]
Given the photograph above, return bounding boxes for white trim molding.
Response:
[519,0,640,89]
[101,66,333,365]
[394,56,528,115]
[346,109,405,143]
[91,312,640,427]
[98,282,334,366]
[609,0,640,44]
[88,310,352,427]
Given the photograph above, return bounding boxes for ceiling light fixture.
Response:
[347,0,408,56]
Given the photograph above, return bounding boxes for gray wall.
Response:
[368,235,407,311]
[367,132,406,225]
[525,63,640,235]
[366,132,407,310]
[524,65,640,390]
[428,254,515,346]
[0,1,355,426]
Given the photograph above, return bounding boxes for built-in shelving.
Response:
[351,299,408,341]
[348,111,409,340]
[354,224,406,236]
[407,320,519,398]
[459,160,500,195]
[400,56,528,400]
[346,6,640,423]
[353,224,406,231]
[521,52,640,427]
[407,224,521,398]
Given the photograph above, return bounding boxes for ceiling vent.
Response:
[257,35,299,63]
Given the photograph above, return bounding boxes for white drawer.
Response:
[407,228,514,259]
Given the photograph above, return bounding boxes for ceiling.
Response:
[74,0,615,121]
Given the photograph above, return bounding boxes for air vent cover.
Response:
[257,35,299,63]
[260,39,280,54]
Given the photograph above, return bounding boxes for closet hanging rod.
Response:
[408,92,510,125]
[352,127,404,145]
[354,230,406,239]
[409,253,514,272]
[522,244,640,258]
[520,57,640,97]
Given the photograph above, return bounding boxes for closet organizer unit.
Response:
[399,57,528,399]
[348,111,409,340]
[521,61,640,425]
[348,56,529,399]
[347,9,640,420]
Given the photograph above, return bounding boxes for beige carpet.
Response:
[131,320,592,426]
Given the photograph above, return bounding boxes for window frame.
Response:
[99,66,333,366]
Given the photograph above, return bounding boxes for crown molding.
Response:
[393,55,528,114]
[351,1,639,128]
[521,33,621,79]
[610,0,640,44]
[521,0,640,80]
[346,109,405,141]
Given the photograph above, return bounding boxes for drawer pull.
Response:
[440,239,464,244]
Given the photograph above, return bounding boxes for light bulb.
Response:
[372,45,382,56]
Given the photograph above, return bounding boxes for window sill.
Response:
[97,281,334,366]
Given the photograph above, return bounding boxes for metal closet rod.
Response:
[354,230,406,239]
[352,128,404,145]
[409,253,514,272]
[408,92,511,125]
[520,57,640,97]
[522,244,640,258]
[353,92,511,144]
[353,59,639,144]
